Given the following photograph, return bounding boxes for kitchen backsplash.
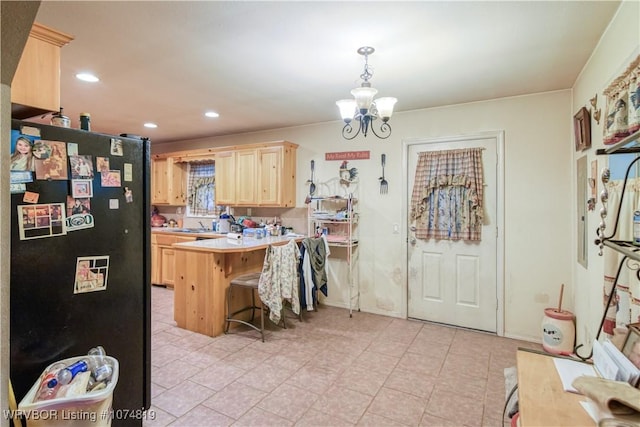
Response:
[155,205,307,234]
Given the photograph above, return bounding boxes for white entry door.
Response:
[406,133,500,333]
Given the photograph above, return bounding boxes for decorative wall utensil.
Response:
[308,160,316,195]
[379,154,388,194]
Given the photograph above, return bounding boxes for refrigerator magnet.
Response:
[65,196,94,232]
[124,187,133,203]
[71,179,94,198]
[101,170,121,187]
[69,155,94,179]
[67,142,78,156]
[17,203,66,240]
[109,199,119,209]
[124,163,133,181]
[34,141,68,180]
[20,125,40,137]
[96,157,110,173]
[74,256,109,294]
[110,138,123,156]
[23,191,39,204]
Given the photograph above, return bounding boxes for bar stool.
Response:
[224,272,265,342]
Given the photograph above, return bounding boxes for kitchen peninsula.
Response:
[171,235,303,337]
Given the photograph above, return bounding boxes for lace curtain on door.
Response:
[410,148,484,241]
[603,179,640,335]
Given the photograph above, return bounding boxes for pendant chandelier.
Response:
[336,46,397,140]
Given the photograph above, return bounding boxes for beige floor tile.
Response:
[333,364,390,396]
[367,387,427,426]
[233,406,295,426]
[439,351,490,379]
[257,382,320,422]
[189,362,247,391]
[357,412,409,426]
[148,286,533,427]
[235,361,298,393]
[151,359,202,389]
[142,405,176,427]
[285,363,340,393]
[152,343,192,367]
[425,388,484,426]
[168,404,234,426]
[396,351,444,376]
[351,350,400,375]
[312,385,373,424]
[384,367,436,399]
[366,336,411,358]
[296,408,355,426]
[152,380,217,417]
[201,381,267,419]
[419,412,462,426]
[222,346,272,371]
[433,370,487,400]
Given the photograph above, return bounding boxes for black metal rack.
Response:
[576,129,640,361]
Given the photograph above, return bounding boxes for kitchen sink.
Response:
[173,228,211,233]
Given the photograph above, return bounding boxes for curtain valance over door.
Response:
[410,147,484,241]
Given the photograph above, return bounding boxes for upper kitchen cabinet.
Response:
[11,22,74,119]
[151,155,187,205]
[258,144,296,206]
[215,141,298,207]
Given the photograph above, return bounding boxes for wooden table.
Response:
[171,235,303,337]
[516,349,595,426]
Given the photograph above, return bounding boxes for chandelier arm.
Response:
[341,122,360,140]
[369,121,392,139]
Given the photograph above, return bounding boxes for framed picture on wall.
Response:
[621,323,640,369]
[574,107,592,151]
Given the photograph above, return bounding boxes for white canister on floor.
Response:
[541,308,576,355]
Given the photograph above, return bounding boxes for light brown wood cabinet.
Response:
[151,156,187,205]
[151,233,197,287]
[214,151,235,205]
[11,23,74,119]
[214,141,297,207]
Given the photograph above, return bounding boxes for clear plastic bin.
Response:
[18,355,119,427]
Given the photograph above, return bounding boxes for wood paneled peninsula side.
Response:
[171,235,303,337]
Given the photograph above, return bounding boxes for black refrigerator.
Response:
[10,119,151,426]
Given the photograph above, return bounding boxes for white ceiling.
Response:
[30,1,621,146]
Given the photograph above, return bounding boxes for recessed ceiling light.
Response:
[75,73,99,82]
[144,123,158,129]
[205,111,219,118]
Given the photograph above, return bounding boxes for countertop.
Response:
[172,234,305,253]
[151,227,226,239]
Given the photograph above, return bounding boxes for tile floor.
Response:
[144,286,541,427]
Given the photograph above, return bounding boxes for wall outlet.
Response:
[247,208,252,216]
[393,223,400,234]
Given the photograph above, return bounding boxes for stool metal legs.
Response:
[225,284,265,342]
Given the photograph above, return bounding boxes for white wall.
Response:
[155,89,573,341]
[572,0,639,353]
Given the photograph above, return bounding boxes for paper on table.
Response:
[553,357,598,393]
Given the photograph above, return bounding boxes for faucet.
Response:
[198,221,207,230]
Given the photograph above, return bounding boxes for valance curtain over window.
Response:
[410,148,484,241]
[187,163,215,216]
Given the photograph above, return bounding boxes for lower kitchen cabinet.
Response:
[151,233,197,287]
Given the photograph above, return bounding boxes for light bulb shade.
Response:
[374,97,397,119]
[351,86,378,111]
[336,99,357,121]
